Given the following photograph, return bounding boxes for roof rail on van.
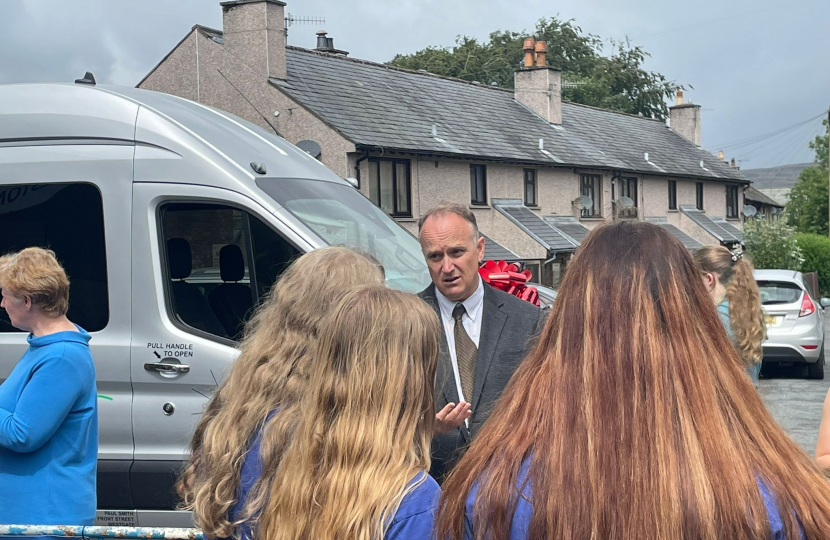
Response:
[75,72,96,85]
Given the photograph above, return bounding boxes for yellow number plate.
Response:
[765,315,778,326]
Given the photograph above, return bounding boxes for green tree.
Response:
[744,217,803,271]
[786,116,830,235]
[811,117,829,170]
[787,166,828,236]
[387,18,681,120]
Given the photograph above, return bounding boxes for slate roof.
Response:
[645,219,704,250]
[680,205,741,245]
[713,218,743,243]
[262,44,747,183]
[543,216,591,246]
[742,163,814,189]
[481,233,520,261]
[744,186,784,208]
[492,199,577,252]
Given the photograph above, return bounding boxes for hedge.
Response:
[794,233,830,296]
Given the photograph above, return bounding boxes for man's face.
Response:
[0,289,31,332]
[420,213,486,302]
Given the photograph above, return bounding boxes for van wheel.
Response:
[807,344,825,380]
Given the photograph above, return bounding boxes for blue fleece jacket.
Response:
[0,327,98,525]
[227,418,440,540]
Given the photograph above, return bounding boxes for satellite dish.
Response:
[743,205,758,218]
[616,196,635,209]
[572,196,593,210]
[296,140,322,159]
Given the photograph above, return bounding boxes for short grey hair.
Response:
[417,202,479,238]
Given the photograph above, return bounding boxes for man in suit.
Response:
[417,203,545,482]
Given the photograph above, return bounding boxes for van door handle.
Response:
[144,362,190,374]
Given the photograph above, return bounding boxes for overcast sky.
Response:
[1,0,827,169]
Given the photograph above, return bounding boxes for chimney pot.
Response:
[523,38,536,67]
[730,158,736,168]
[316,30,328,50]
[676,90,684,105]
[718,150,724,161]
[534,41,547,67]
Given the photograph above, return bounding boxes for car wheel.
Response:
[807,343,826,380]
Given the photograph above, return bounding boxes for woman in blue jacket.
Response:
[0,247,97,525]
[436,223,830,540]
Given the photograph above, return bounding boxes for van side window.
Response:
[0,183,109,333]
[159,203,300,341]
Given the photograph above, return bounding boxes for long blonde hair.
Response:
[694,245,766,366]
[437,222,830,540]
[179,247,385,538]
[260,286,440,540]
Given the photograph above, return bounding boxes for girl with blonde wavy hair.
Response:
[436,222,830,540]
[260,285,441,540]
[694,245,766,386]
[178,247,385,540]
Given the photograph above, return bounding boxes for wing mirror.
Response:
[820,298,830,309]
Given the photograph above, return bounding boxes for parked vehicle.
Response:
[0,81,431,526]
[530,282,557,309]
[755,270,830,379]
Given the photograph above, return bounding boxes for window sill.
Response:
[726,217,740,222]
[579,217,606,221]
[668,209,679,213]
[469,204,491,210]
[524,205,541,210]
[394,217,417,222]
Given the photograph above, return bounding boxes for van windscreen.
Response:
[257,179,431,293]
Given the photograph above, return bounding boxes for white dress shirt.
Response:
[435,276,484,404]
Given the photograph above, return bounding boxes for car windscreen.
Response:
[257,178,431,293]
[757,280,803,305]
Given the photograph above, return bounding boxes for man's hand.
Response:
[434,401,472,434]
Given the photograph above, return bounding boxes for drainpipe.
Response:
[354,149,370,190]
[543,253,558,286]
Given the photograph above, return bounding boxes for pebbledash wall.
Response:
[140,27,356,179]
[353,153,735,242]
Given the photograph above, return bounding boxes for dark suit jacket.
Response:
[418,282,545,483]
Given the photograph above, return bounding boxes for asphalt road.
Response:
[758,314,830,456]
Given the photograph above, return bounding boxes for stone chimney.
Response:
[220,0,287,80]
[514,38,562,124]
[669,90,701,146]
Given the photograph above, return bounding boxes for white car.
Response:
[529,282,557,310]
[755,270,830,379]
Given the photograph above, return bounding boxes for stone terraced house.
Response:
[139,0,750,285]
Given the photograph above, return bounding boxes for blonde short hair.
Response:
[0,247,70,317]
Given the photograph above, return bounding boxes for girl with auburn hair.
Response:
[178,247,385,539]
[436,222,830,540]
[259,286,441,540]
[694,245,767,385]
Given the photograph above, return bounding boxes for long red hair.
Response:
[436,222,830,540]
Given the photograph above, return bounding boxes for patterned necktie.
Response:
[452,302,478,404]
